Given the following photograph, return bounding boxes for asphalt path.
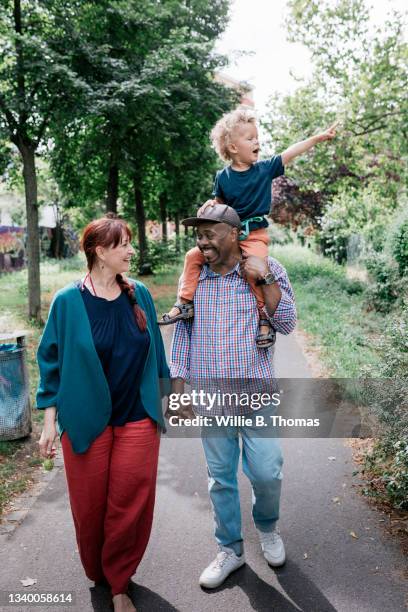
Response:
[0,328,406,612]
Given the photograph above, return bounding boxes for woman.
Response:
[37,214,169,612]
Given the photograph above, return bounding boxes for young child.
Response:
[160,107,337,347]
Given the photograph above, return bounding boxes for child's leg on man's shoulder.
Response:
[159,246,204,323]
[240,228,269,258]
[179,246,205,301]
[240,229,269,308]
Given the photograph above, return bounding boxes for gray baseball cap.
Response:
[182,204,242,230]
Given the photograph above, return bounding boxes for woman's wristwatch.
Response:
[255,272,277,286]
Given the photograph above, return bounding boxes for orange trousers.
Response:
[61,418,160,595]
[179,228,269,308]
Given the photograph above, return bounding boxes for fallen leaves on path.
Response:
[20,577,37,587]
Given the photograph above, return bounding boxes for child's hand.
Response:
[240,256,269,282]
[197,199,217,216]
[316,121,339,142]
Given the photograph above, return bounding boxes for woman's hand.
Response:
[165,402,195,421]
[38,407,58,458]
[166,378,195,420]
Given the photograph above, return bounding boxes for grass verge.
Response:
[271,244,386,377]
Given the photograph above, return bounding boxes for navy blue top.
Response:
[212,156,284,231]
[80,285,150,426]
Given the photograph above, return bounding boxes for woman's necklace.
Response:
[84,272,98,296]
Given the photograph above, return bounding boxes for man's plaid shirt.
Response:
[170,257,297,416]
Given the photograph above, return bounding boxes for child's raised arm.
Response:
[281,121,338,166]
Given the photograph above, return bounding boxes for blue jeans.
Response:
[201,414,283,556]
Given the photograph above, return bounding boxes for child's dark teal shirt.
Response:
[36,280,169,454]
[212,155,284,232]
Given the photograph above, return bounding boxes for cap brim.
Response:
[181,216,223,227]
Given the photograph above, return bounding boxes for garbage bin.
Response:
[0,331,31,441]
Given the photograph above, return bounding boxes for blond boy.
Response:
[160,108,337,347]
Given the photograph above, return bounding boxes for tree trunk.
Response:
[174,211,180,252]
[106,163,119,213]
[159,194,167,242]
[51,224,64,258]
[174,211,180,236]
[134,178,150,274]
[20,143,41,320]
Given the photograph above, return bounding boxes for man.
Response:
[170,204,297,589]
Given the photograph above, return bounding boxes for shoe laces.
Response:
[212,550,233,570]
[260,528,280,545]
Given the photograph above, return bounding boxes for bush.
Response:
[364,251,402,312]
[339,277,365,295]
[268,223,292,245]
[319,187,394,264]
[391,217,408,276]
[272,243,345,282]
[361,304,408,509]
[384,441,408,510]
[363,439,408,511]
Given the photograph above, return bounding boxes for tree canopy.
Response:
[263,0,407,259]
[0,0,238,314]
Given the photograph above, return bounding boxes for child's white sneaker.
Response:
[199,547,245,588]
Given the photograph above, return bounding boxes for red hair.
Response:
[80,215,147,332]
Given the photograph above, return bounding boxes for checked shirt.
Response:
[170,257,297,416]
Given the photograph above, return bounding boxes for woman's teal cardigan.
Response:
[36,280,169,454]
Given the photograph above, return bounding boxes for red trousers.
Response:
[61,418,160,595]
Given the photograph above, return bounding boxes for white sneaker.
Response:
[199,547,245,588]
[258,527,286,567]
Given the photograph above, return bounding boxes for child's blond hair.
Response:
[210,107,257,163]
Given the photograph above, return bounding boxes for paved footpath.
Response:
[0,328,406,612]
